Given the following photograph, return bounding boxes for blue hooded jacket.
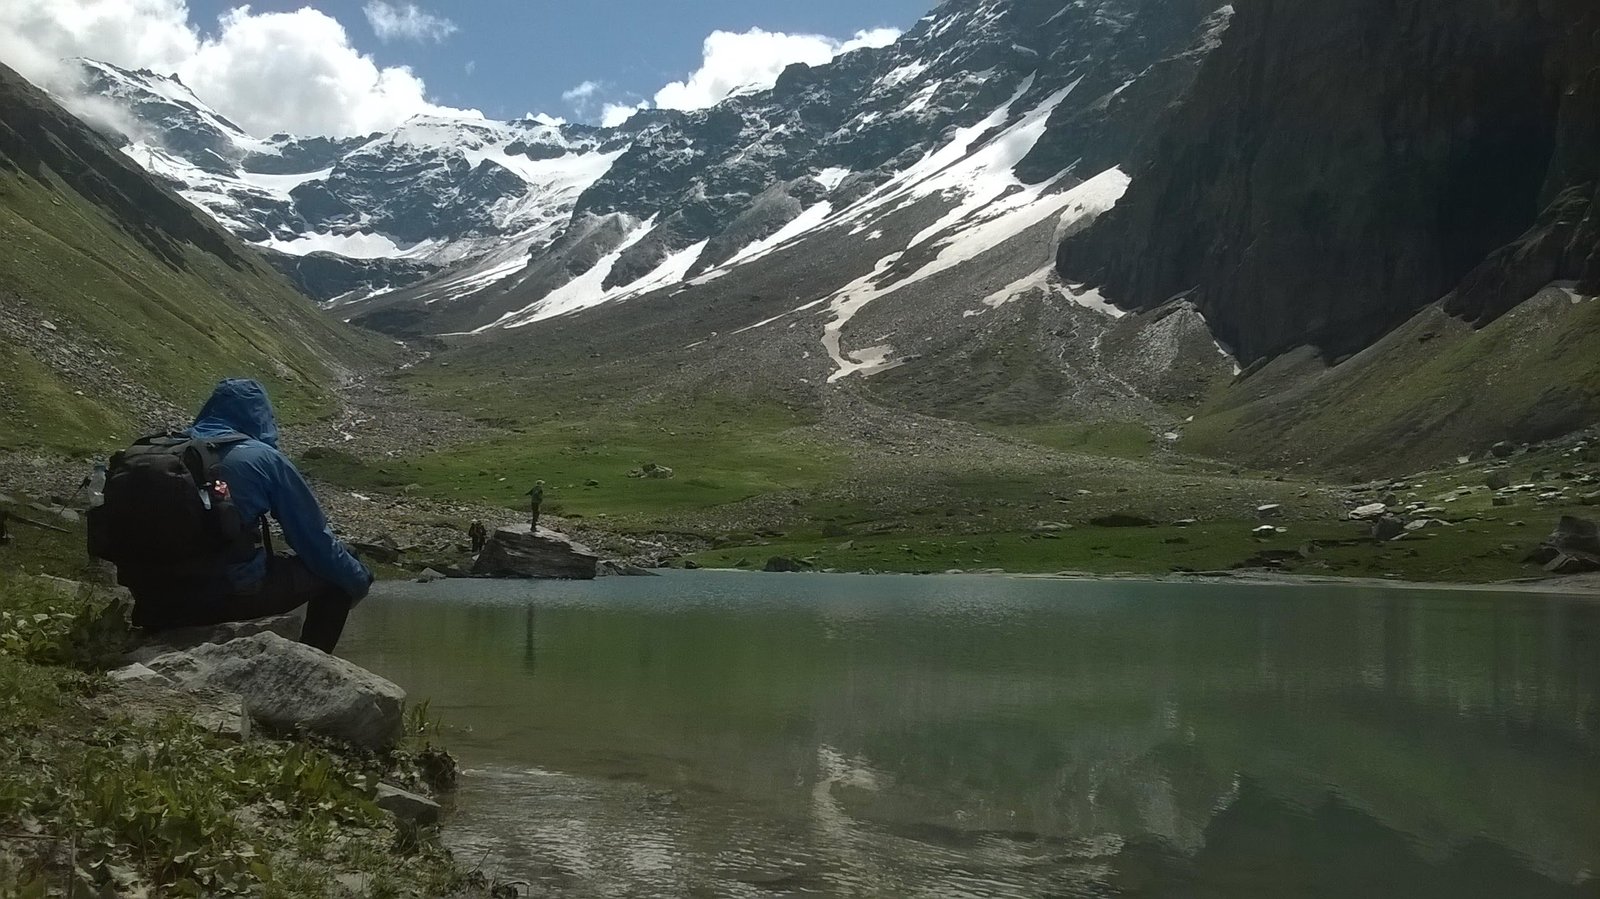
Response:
[187,379,371,601]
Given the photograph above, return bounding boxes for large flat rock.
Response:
[471,525,599,580]
[124,613,304,665]
[146,632,406,750]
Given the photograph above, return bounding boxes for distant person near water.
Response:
[526,480,545,530]
[88,378,373,653]
[468,519,488,553]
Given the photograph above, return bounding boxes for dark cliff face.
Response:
[1057,0,1600,365]
[0,62,248,273]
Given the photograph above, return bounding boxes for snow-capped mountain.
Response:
[72,0,1225,329]
[70,57,626,301]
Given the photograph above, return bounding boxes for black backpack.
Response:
[87,433,264,577]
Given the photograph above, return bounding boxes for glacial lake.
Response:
[339,571,1600,898]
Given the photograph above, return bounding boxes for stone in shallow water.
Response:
[472,525,599,579]
[375,783,441,826]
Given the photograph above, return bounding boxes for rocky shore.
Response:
[0,572,519,897]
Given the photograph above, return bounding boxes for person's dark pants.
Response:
[129,554,354,653]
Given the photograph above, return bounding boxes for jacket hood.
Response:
[188,378,280,448]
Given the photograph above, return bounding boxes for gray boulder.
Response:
[1524,516,1600,573]
[146,632,406,750]
[107,670,251,740]
[628,462,675,480]
[1485,470,1512,490]
[125,613,304,665]
[375,783,441,826]
[763,556,810,573]
[1545,553,1600,575]
[472,525,599,579]
[1349,502,1388,521]
[1372,516,1406,542]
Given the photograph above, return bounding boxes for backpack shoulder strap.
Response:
[188,433,253,478]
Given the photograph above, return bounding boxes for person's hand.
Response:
[350,562,375,606]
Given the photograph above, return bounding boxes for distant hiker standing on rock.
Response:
[526,480,545,530]
[468,519,488,553]
[88,378,373,653]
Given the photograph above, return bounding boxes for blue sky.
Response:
[185,0,933,122]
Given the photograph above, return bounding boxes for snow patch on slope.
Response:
[483,219,728,330]
[813,160,1129,381]
[726,203,835,268]
[260,231,434,260]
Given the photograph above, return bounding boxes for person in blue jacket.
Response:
[129,378,372,652]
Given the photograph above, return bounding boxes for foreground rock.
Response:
[105,666,252,739]
[472,525,599,579]
[124,613,304,664]
[1525,516,1600,574]
[146,632,406,750]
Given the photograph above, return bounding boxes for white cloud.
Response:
[601,101,648,128]
[362,1,457,43]
[653,26,901,111]
[562,80,600,103]
[464,59,476,76]
[839,27,901,54]
[0,0,477,137]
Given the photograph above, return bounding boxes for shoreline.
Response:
[678,564,1600,597]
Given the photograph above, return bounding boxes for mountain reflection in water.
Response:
[339,572,1600,898]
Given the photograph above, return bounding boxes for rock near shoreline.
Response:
[471,524,599,579]
[134,631,407,751]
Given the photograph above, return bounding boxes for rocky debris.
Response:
[763,556,811,573]
[597,560,659,577]
[1090,514,1156,528]
[145,632,406,750]
[1250,525,1278,537]
[1349,503,1388,521]
[471,525,599,579]
[1372,516,1406,542]
[627,462,675,480]
[415,568,449,583]
[1255,504,1283,519]
[1485,470,1512,490]
[349,534,401,565]
[1524,516,1600,573]
[124,613,304,665]
[375,783,442,827]
[0,291,185,444]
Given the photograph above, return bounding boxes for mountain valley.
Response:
[3,0,1599,584]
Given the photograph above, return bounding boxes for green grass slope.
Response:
[1186,287,1600,477]
[0,62,380,453]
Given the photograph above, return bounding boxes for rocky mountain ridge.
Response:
[39,0,1600,473]
[71,0,1226,333]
